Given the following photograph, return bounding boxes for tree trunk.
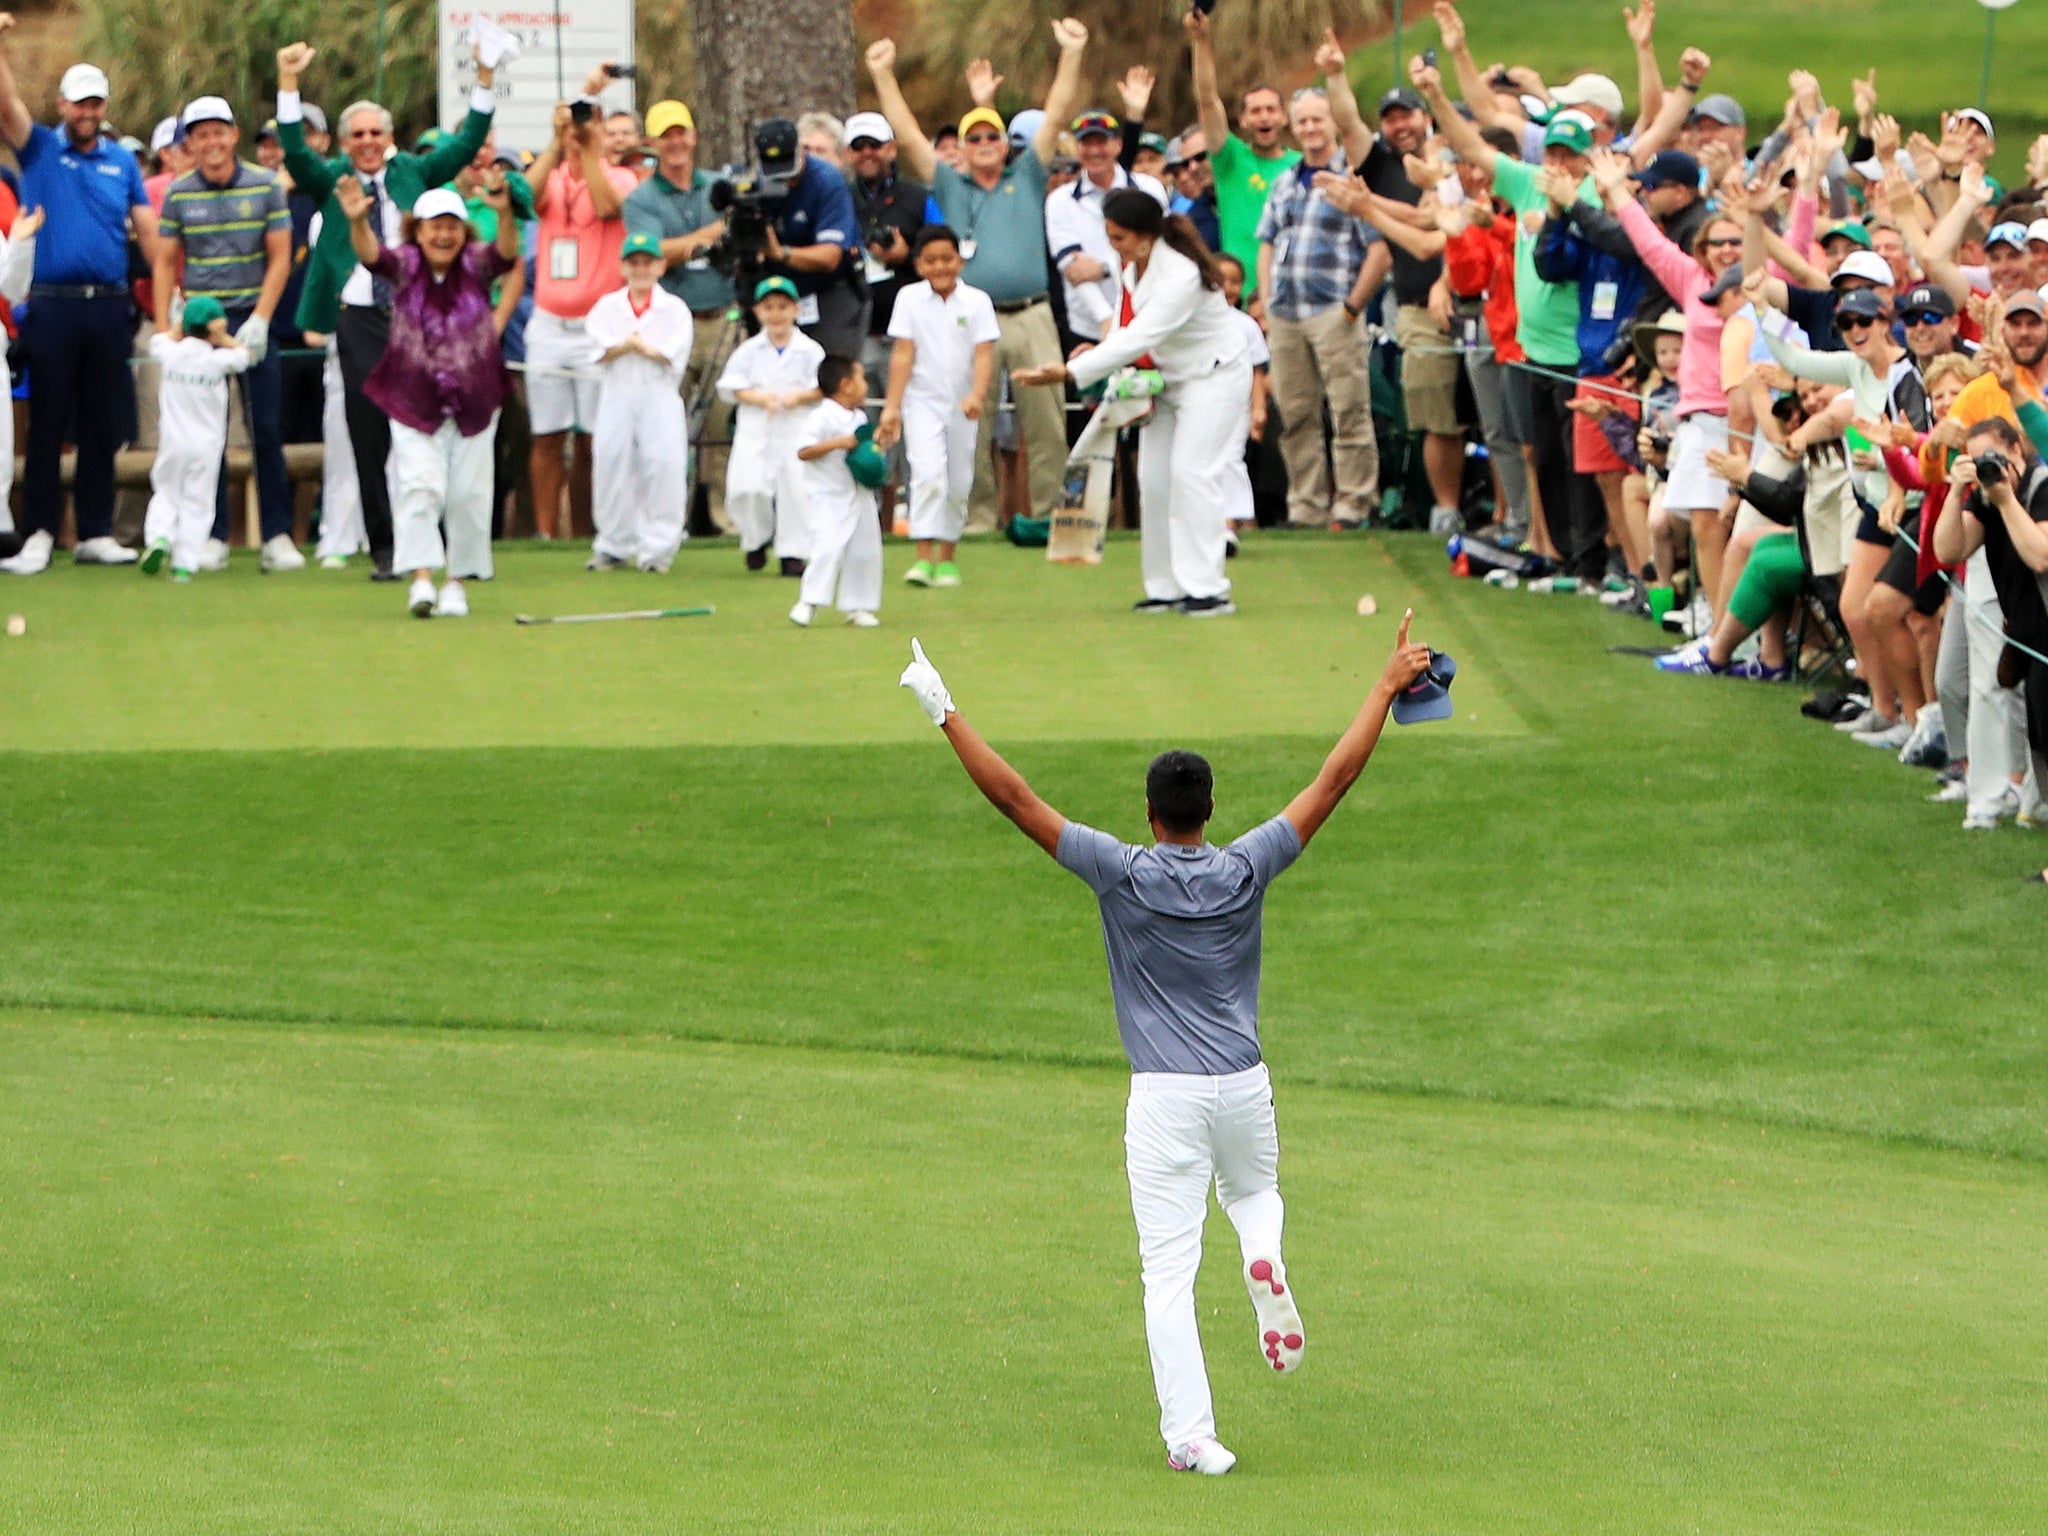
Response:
[692,0,857,168]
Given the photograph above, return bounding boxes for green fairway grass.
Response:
[1,531,2042,1529]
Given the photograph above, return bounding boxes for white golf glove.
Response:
[234,314,270,364]
[898,638,955,726]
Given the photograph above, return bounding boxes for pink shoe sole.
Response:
[1247,1257,1305,1373]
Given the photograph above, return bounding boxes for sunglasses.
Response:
[1901,311,1948,327]
[1835,313,1881,334]
[1175,151,1209,166]
[1703,236,1742,248]
[962,131,1004,145]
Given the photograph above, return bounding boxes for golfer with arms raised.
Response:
[898,617,1433,1473]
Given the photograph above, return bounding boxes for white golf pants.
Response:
[143,448,221,573]
[902,396,975,543]
[798,489,882,615]
[593,383,690,566]
[1137,358,1251,603]
[315,339,369,559]
[1125,1061,1286,1451]
[390,411,498,579]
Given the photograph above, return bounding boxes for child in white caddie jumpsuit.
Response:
[0,206,41,552]
[790,354,881,627]
[586,231,693,573]
[1215,254,1270,554]
[717,276,824,575]
[139,296,251,581]
[877,225,998,589]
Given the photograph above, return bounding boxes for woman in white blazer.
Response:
[1014,190,1250,615]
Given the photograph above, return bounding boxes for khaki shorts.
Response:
[1396,304,1462,436]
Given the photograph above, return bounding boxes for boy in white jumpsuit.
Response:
[586,232,694,572]
[896,613,1436,1475]
[0,206,40,551]
[876,225,998,589]
[139,297,252,581]
[716,276,824,575]
[790,355,881,628]
[1216,254,1270,553]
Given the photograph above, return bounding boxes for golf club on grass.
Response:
[514,605,716,626]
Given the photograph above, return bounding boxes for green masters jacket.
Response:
[279,99,496,334]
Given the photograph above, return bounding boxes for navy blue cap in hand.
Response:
[1392,649,1458,724]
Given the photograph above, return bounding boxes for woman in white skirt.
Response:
[1014,189,1250,616]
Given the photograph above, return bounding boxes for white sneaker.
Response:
[846,610,880,628]
[1167,1438,1237,1475]
[433,580,468,618]
[73,535,139,565]
[1,530,53,575]
[1899,703,1948,767]
[788,601,814,627]
[1928,775,1971,804]
[408,576,437,617]
[1245,1256,1305,1375]
[259,534,306,571]
[1427,505,1463,535]
[1833,706,1881,734]
[318,554,350,570]
[1852,717,1913,749]
[636,554,672,574]
[198,538,231,572]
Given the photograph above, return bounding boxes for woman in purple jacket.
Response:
[335,173,519,618]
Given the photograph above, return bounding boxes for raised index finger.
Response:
[1397,608,1413,648]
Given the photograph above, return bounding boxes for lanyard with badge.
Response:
[958,178,1000,262]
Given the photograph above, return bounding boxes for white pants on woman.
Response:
[1137,358,1251,603]
[391,411,499,579]
[1125,1061,1287,1452]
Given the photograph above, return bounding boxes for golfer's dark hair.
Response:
[1101,189,1223,292]
[912,223,962,259]
[817,353,862,399]
[1146,750,1215,834]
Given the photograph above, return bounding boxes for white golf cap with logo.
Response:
[180,96,234,129]
[1831,251,1894,288]
[59,63,111,103]
[412,188,469,224]
[843,111,894,146]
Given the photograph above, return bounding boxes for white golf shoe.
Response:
[1,530,53,575]
[260,534,306,571]
[198,537,231,572]
[1246,1256,1305,1374]
[73,535,139,565]
[788,601,815,627]
[846,610,880,628]
[1167,1438,1237,1475]
[408,576,437,617]
[434,580,469,618]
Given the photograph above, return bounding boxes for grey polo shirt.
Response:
[160,162,290,312]
[1056,815,1303,1075]
[930,149,1052,306]
[623,169,736,313]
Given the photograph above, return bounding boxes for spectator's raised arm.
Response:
[1411,56,1498,177]
[0,14,33,150]
[865,38,936,183]
[1184,8,1230,170]
[1624,2,1664,138]
[1314,31,1373,165]
[1037,18,1090,166]
[1431,2,1510,133]
[1629,46,1708,166]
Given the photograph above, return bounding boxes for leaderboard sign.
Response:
[439,3,638,156]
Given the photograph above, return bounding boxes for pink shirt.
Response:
[1617,198,1727,419]
[535,162,639,319]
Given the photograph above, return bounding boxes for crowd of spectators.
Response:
[0,5,2044,858]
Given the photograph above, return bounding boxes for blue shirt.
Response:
[771,155,858,297]
[1056,815,1303,1075]
[17,124,147,286]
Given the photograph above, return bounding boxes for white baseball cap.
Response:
[1832,251,1894,288]
[411,187,469,224]
[2026,219,2048,248]
[149,115,178,153]
[59,63,111,104]
[843,111,894,146]
[180,96,234,130]
[1551,73,1624,120]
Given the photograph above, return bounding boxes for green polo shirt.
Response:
[623,169,735,313]
[1491,155,1590,368]
[1210,133,1300,291]
[930,148,1051,305]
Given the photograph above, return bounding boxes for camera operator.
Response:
[843,111,928,392]
[751,117,871,358]
[1936,411,2048,838]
